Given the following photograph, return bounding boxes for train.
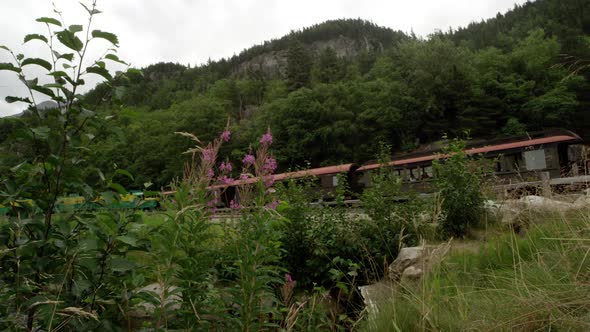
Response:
[0,190,160,216]
[210,129,588,205]
[2,129,586,215]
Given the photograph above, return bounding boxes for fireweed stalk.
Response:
[235,128,280,209]
[175,124,231,214]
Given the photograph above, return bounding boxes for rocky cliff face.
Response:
[233,35,382,79]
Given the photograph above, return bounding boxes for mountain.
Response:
[3,0,589,189]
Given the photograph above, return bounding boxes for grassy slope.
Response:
[364,207,590,331]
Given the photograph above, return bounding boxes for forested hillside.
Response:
[2,0,589,189]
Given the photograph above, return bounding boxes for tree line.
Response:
[1,0,588,190]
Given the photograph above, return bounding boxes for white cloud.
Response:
[0,0,529,116]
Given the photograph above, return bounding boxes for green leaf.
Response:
[95,61,105,68]
[80,108,95,119]
[80,2,102,15]
[115,169,134,181]
[43,83,64,89]
[0,45,10,51]
[52,96,66,104]
[24,34,48,44]
[78,238,97,251]
[48,70,68,77]
[110,257,134,272]
[0,63,21,73]
[36,17,62,27]
[104,53,127,65]
[68,25,83,33]
[5,96,31,104]
[16,54,24,61]
[91,30,118,45]
[31,85,56,98]
[53,51,74,62]
[31,126,50,139]
[127,68,143,76]
[116,235,138,247]
[19,76,38,88]
[60,53,74,61]
[96,168,105,182]
[86,66,112,80]
[144,217,165,228]
[56,30,83,51]
[109,182,126,195]
[21,58,52,71]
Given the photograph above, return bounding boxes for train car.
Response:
[0,199,35,216]
[209,163,359,206]
[1,195,157,215]
[355,129,584,194]
[53,191,161,212]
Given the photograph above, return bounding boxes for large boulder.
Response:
[387,246,424,281]
[358,282,394,319]
[388,241,451,282]
[360,241,451,322]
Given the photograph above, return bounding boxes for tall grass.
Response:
[364,207,590,331]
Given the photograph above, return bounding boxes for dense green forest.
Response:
[2,0,589,189]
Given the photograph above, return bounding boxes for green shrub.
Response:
[433,137,485,237]
[361,143,424,262]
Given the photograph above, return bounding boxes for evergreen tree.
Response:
[286,40,312,91]
[316,47,344,83]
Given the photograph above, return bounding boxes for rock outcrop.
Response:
[388,242,452,282]
[234,35,378,79]
[359,241,452,321]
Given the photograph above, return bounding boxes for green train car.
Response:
[0,191,160,216]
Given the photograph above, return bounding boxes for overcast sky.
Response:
[0,0,529,117]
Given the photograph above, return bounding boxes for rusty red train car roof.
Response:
[208,163,355,190]
[357,134,582,172]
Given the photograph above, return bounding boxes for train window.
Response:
[523,149,547,170]
[401,169,410,181]
[332,175,339,187]
[501,153,522,172]
[422,166,433,179]
[409,168,418,182]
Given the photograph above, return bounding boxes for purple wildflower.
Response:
[207,198,218,207]
[285,273,294,284]
[202,147,215,163]
[220,130,231,142]
[239,173,250,180]
[260,130,273,146]
[263,157,277,173]
[206,168,215,179]
[219,161,233,173]
[263,175,275,188]
[229,200,242,210]
[242,154,255,166]
[218,175,234,185]
[265,200,280,210]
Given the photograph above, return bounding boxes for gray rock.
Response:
[401,266,423,281]
[388,241,451,282]
[388,246,424,281]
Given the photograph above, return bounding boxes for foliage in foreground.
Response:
[365,208,590,331]
[433,136,486,237]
